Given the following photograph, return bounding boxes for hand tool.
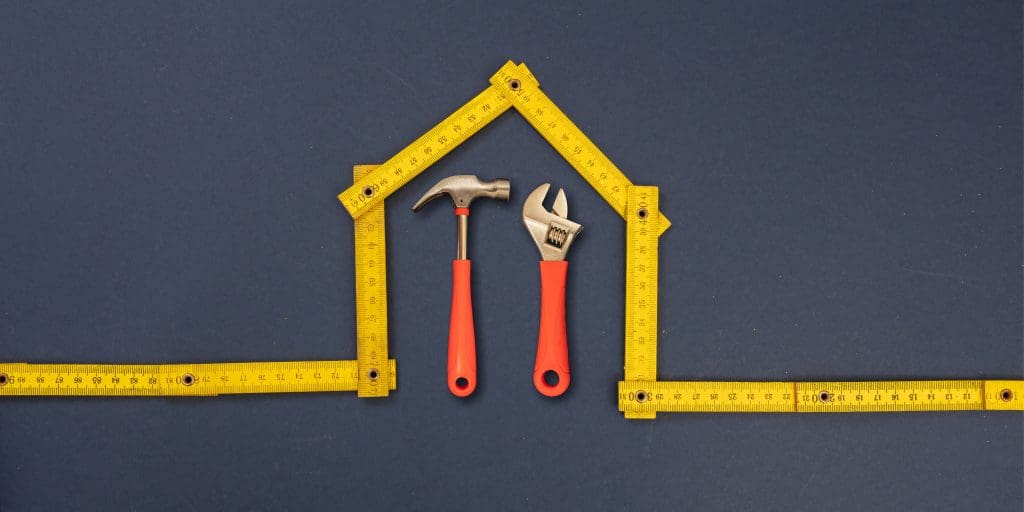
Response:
[523,184,583,397]
[413,175,510,397]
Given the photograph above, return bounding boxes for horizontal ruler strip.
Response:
[619,380,1024,415]
[0,360,397,397]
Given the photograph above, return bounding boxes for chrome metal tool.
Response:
[522,183,583,397]
[413,175,510,397]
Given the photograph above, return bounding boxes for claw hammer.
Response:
[413,175,510,397]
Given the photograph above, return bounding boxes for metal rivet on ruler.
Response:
[636,207,648,220]
[362,186,375,198]
[818,391,833,403]
[635,390,648,403]
[367,368,379,381]
[508,79,521,91]
[1000,389,1013,402]
[181,373,195,386]
[0,373,8,386]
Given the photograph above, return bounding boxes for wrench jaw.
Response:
[522,184,583,261]
[551,188,568,218]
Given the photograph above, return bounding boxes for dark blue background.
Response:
[1,2,1021,510]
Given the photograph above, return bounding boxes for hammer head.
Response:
[412,175,510,212]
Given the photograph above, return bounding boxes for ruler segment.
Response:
[0,360,397,397]
[619,381,796,415]
[491,62,671,235]
[798,380,983,413]
[338,84,512,218]
[622,186,660,419]
[619,380,1024,413]
[985,380,1024,411]
[353,165,391,397]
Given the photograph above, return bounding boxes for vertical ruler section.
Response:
[794,380,1015,413]
[491,62,671,234]
[354,165,392,397]
[621,186,660,419]
[338,85,512,218]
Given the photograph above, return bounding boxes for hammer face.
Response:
[411,174,510,211]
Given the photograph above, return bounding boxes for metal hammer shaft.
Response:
[457,212,468,260]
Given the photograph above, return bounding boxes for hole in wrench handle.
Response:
[534,260,570,397]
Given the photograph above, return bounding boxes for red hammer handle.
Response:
[534,260,570,397]
[448,259,476,396]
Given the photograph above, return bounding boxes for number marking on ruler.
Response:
[0,361,397,397]
[353,165,392,397]
[618,380,1024,414]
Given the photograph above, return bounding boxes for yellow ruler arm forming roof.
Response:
[338,61,670,234]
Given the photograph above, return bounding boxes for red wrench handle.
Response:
[534,260,570,397]
[448,259,476,397]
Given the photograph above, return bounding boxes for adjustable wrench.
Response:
[522,184,583,397]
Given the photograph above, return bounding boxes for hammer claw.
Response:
[411,174,510,211]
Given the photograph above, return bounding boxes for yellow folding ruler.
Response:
[0,166,393,397]
[4,60,1020,411]
[618,185,1023,418]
